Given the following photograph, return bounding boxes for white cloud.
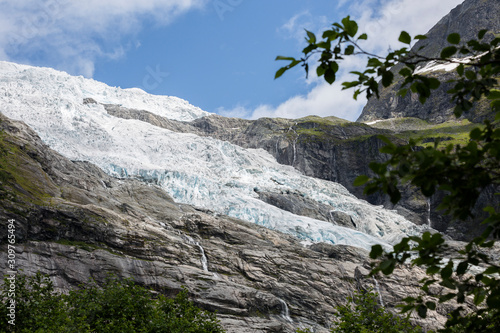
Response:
[277,10,329,44]
[217,105,253,119]
[352,0,464,54]
[249,0,463,121]
[0,0,207,76]
[251,81,367,121]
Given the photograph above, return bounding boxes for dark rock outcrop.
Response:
[357,0,500,124]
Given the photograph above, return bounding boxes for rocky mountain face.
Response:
[353,0,500,238]
[357,0,500,124]
[0,113,456,332]
[1,2,497,331]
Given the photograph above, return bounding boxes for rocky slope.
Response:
[0,113,458,332]
[357,0,500,124]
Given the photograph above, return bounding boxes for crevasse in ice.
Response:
[0,61,425,251]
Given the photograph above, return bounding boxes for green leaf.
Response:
[441,264,453,279]
[398,88,408,98]
[305,29,316,43]
[324,69,336,84]
[345,45,355,55]
[428,78,441,90]
[303,44,318,55]
[414,35,428,40]
[439,293,456,303]
[358,33,368,40]
[447,33,461,45]
[275,67,288,79]
[323,30,336,40]
[399,67,412,77]
[398,31,411,44]
[381,71,394,88]
[426,301,436,311]
[342,16,358,37]
[465,70,476,80]
[317,41,331,49]
[440,46,457,58]
[274,60,300,79]
[317,64,326,77]
[483,267,500,275]
[342,81,360,90]
[417,304,427,318]
[275,56,296,61]
[488,89,500,100]
[370,244,384,259]
[456,262,468,275]
[486,294,500,309]
[367,58,383,68]
[426,266,440,275]
[470,128,482,140]
[354,175,370,187]
[478,29,488,39]
[474,291,486,305]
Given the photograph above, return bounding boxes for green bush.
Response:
[296,289,423,333]
[0,272,225,333]
[331,289,423,333]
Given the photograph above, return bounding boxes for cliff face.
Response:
[0,113,453,332]
[357,0,500,124]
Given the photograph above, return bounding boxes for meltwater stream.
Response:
[278,298,293,323]
[372,277,385,307]
[184,235,209,272]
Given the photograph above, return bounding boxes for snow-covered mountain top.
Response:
[0,61,426,251]
[0,61,211,122]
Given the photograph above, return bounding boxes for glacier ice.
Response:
[0,61,427,251]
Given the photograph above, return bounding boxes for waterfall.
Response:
[288,124,298,167]
[329,210,335,223]
[198,243,209,272]
[278,298,293,323]
[372,277,385,307]
[292,139,297,166]
[426,198,432,228]
[184,235,209,272]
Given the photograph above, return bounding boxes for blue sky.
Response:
[0,0,463,121]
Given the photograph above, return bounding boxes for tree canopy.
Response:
[0,272,225,332]
[276,15,500,333]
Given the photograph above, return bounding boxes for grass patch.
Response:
[394,119,481,148]
[55,239,101,252]
[0,131,58,205]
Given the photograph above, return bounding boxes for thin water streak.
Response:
[373,276,385,307]
[278,298,293,323]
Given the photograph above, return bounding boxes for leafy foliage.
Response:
[331,289,423,333]
[296,289,422,333]
[277,15,500,333]
[0,272,225,332]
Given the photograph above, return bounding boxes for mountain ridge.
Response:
[357,0,500,124]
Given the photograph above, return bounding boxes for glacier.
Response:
[0,61,426,251]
